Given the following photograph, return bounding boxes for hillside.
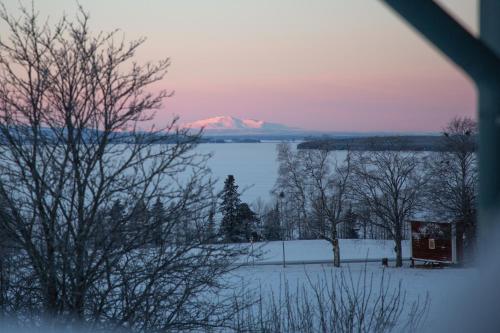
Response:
[297,135,476,152]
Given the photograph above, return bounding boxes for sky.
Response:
[2,0,478,132]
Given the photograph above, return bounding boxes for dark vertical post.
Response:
[279,191,286,268]
[478,0,500,242]
[379,0,500,244]
[282,240,286,268]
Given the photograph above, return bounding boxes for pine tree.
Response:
[237,203,260,242]
[151,198,167,246]
[206,201,217,243]
[263,202,281,241]
[107,200,125,247]
[129,199,149,246]
[342,206,359,239]
[219,175,241,242]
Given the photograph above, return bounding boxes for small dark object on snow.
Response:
[382,258,389,267]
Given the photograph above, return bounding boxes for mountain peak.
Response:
[184,116,294,132]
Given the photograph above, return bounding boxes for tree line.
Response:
[230,118,476,268]
[214,117,476,268]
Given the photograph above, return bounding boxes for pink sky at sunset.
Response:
[3,0,478,132]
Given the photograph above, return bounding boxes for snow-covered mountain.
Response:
[184,116,296,133]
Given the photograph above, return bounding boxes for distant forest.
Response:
[298,135,477,152]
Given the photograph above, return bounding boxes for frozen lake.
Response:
[197,142,429,206]
[196,142,351,204]
[195,142,283,204]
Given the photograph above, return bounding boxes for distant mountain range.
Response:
[184,116,298,134]
[181,116,442,140]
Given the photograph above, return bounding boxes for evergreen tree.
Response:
[263,202,281,241]
[206,201,217,243]
[151,198,167,246]
[342,206,359,239]
[129,199,149,246]
[237,203,260,242]
[107,200,125,247]
[220,175,241,242]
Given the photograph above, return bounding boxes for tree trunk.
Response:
[73,241,85,320]
[395,237,403,268]
[332,227,340,267]
[46,240,59,316]
[47,277,58,316]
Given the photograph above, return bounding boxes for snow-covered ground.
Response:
[234,262,476,306]
[227,239,481,331]
[241,239,411,265]
[231,262,477,331]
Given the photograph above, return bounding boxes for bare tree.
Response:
[303,149,352,267]
[274,142,309,239]
[427,117,477,256]
[0,4,244,330]
[274,143,352,266]
[352,147,426,267]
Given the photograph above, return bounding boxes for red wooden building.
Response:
[410,220,464,265]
